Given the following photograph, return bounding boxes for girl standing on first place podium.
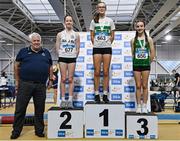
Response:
[131,19,155,113]
[90,2,115,103]
[56,15,80,108]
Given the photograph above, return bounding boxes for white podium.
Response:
[85,101,125,138]
[48,107,83,138]
[126,112,158,139]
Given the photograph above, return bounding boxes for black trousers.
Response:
[12,80,46,135]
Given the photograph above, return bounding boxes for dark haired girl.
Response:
[131,20,155,113]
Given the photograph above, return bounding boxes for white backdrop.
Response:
[57,31,150,111]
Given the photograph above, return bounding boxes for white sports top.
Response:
[58,30,78,58]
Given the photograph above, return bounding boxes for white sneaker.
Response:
[142,104,148,113]
[136,104,141,113]
[60,101,66,108]
[67,101,73,108]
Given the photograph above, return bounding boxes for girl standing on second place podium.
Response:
[56,15,80,108]
[90,2,115,103]
[131,19,155,113]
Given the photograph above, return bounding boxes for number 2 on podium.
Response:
[59,111,72,129]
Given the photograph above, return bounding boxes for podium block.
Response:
[126,112,158,139]
[48,107,83,138]
[85,101,125,138]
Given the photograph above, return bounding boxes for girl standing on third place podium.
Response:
[56,15,80,108]
[131,19,155,113]
[90,2,115,103]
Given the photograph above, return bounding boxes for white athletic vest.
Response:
[59,30,77,58]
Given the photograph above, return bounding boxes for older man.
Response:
[10,33,53,139]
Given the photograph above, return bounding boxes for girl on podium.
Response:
[131,19,155,113]
[90,2,115,103]
[56,15,80,108]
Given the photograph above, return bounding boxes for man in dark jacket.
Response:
[10,32,53,139]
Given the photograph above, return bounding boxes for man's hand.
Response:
[15,80,19,94]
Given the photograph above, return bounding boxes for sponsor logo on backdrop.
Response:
[124,71,133,77]
[123,33,134,40]
[58,131,65,137]
[124,78,135,85]
[100,71,104,77]
[111,64,122,70]
[74,93,84,100]
[80,42,85,48]
[112,56,122,63]
[111,78,122,85]
[111,86,122,92]
[124,94,136,101]
[111,94,122,100]
[115,130,123,136]
[80,33,87,41]
[86,64,94,70]
[86,86,94,92]
[74,71,84,77]
[87,35,91,41]
[86,93,94,100]
[76,56,85,62]
[87,49,93,55]
[86,129,94,136]
[101,130,109,136]
[99,86,103,92]
[73,101,83,108]
[128,135,134,139]
[57,130,74,137]
[111,70,123,77]
[124,41,131,48]
[124,86,135,93]
[124,63,132,70]
[112,42,123,48]
[115,34,122,40]
[79,48,85,55]
[86,56,93,62]
[123,49,132,55]
[74,78,82,85]
[86,42,93,48]
[150,135,156,139]
[125,101,135,108]
[74,86,84,92]
[86,71,94,77]
[86,78,94,85]
[112,49,122,55]
[75,64,84,70]
[124,56,132,62]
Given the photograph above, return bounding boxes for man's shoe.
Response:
[102,95,109,103]
[10,134,20,139]
[35,133,45,137]
[94,95,100,103]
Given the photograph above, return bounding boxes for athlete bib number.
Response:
[63,44,75,53]
[65,48,73,53]
[96,32,106,41]
[135,49,148,59]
